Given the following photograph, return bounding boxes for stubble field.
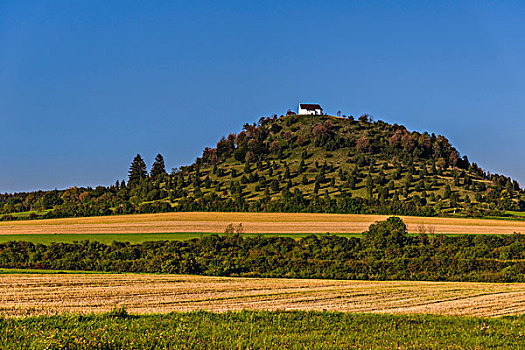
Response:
[2,273,525,318]
[1,212,524,236]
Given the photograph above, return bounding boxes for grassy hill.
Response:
[1,113,523,220]
[167,114,523,217]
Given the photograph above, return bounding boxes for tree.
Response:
[284,167,291,179]
[358,114,370,123]
[128,154,148,186]
[150,154,167,180]
[444,184,451,199]
[362,217,408,257]
[347,176,356,190]
[270,179,280,192]
[302,175,308,185]
[298,160,305,173]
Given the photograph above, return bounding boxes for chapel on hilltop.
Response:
[298,102,323,115]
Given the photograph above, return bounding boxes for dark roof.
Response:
[300,103,322,110]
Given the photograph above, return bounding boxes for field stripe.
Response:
[2,274,525,317]
[0,212,524,235]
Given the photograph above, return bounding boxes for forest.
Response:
[2,217,525,283]
[1,114,524,220]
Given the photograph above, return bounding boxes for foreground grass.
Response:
[0,232,362,244]
[1,310,524,349]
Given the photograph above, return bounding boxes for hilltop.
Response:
[1,113,524,220]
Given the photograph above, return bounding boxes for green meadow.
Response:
[0,232,362,244]
[2,310,524,349]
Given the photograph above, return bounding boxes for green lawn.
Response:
[3,210,51,219]
[2,310,524,349]
[0,231,502,245]
[0,232,363,244]
[505,211,525,218]
[0,268,112,274]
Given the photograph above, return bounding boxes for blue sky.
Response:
[1,1,524,192]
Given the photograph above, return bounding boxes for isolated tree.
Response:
[444,184,452,199]
[128,154,148,186]
[270,179,280,192]
[363,216,408,256]
[150,154,167,180]
[358,114,370,123]
[302,175,308,185]
[298,159,306,173]
[347,176,356,190]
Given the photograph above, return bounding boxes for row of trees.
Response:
[128,153,167,185]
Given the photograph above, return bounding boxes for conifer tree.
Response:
[128,154,148,186]
[348,176,356,190]
[298,159,305,173]
[150,154,167,180]
[302,175,308,185]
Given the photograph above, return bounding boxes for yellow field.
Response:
[0,212,524,235]
[2,273,525,318]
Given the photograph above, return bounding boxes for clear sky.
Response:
[1,1,524,193]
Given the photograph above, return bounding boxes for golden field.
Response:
[2,273,525,318]
[0,212,524,235]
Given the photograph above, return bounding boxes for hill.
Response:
[1,113,524,220]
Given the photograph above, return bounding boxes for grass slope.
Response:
[177,114,523,215]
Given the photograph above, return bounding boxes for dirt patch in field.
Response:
[1,273,525,317]
[0,212,523,235]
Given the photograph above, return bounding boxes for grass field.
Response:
[2,273,525,318]
[506,210,525,217]
[3,310,525,349]
[0,232,362,244]
[1,212,525,236]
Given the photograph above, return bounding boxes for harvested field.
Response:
[2,273,525,318]
[0,212,524,235]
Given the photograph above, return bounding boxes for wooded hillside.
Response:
[2,114,523,220]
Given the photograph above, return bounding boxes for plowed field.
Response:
[0,212,524,235]
[2,273,525,317]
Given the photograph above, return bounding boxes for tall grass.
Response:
[1,310,524,349]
